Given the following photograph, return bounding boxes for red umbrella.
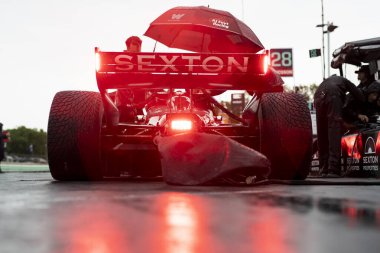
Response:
[144,6,264,53]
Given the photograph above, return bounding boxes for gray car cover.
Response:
[155,133,271,185]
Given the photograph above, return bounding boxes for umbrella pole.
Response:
[153,40,157,52]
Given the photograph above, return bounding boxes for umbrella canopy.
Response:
[144,6,264,53]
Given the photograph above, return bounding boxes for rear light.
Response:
[171,119,193,131]
[95,47,101,72]
[375,132,380,154]
[342,134,362,160]
[95,52,101,72]
[165,113,198,135]
[263,54,269,74]
[355,135,363,160]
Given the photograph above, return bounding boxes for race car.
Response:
[46,50,313,183]
[311,37,380,177]
[47,7,313,184]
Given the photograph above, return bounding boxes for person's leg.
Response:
[326,95,343,175]
[315,98,328,174]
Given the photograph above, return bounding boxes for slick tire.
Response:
[48,91,103,180]
[258,92,313,180]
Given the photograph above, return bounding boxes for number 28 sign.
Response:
[270,48,293,77]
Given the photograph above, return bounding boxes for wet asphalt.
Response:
[1,172,380,253]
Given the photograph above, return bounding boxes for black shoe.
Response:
[319,170,328,177]
[326,165,341,178]
[319,164,328,176]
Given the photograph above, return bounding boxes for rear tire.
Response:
[48,91,104,180]
[258,92,312,179]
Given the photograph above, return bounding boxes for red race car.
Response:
[47,6,312,184]
[311,37,380,178]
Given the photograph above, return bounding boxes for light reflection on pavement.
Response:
[1,172,380,253]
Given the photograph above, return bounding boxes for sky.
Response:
[0,0,379,131]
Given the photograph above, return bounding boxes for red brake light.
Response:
[263,54,269,74]
[95,52,101,72]
[171,120,193,131]
[375,132,380,154]
[95,47,101,72]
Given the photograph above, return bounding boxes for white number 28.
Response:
[271,51,292,67]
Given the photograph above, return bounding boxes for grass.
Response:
[0,162,49,172]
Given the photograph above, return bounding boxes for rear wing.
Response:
[95,48,275,90]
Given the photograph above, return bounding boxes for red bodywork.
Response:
[341,134,362,160]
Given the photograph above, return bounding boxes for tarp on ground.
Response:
[155,133,271,185]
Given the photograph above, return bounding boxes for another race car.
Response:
[47,6,313,184]
[311,37,380,177]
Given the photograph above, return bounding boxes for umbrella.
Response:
[144,6,264,53]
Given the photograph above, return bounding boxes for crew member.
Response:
[342,65,375,123]
[124,36,142,53]
[356,65,375,91]
[314,75,365,177]
[116,36,144,121]
[343,80,380,127]
[0,123,6,162]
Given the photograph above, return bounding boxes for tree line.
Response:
[3,126,47,158]
[285,83,319,102]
